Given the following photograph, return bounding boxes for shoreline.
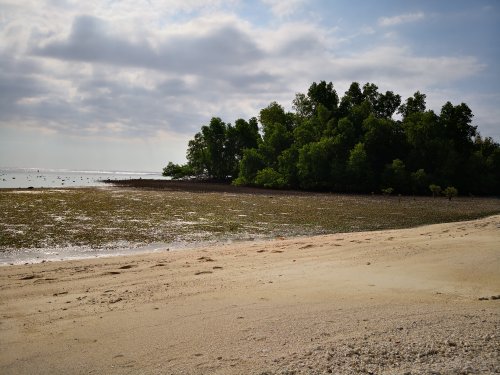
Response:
[1,213,499,266]
[1,215,499,374]
[0,237,272,266]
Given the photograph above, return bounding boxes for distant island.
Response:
[164,81,500,196]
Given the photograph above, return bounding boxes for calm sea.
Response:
[0,167,168,189]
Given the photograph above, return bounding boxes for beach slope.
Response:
[1,216,499,374]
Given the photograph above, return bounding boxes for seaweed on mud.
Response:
[0,187,499,250]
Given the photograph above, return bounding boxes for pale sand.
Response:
[1,216,499,374]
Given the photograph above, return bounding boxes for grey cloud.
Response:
[202,71,285,94]
[18,15,288,137]
[277,34,325,57]
[0,50,268,139]
[0,54,41,76]
[16,94,89,128]
[34,16,153,67]
[75,76,206,135]
[34,15,263,75]
[156,78,193,97]
[229,71,281,89]
[0,75,45,114]
[0,56,47,117]
[159,25,263,71]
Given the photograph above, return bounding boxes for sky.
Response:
[0,0,499,172]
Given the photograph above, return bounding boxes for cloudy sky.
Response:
[1,0,499,172]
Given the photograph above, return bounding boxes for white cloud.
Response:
[378,12,425,27]
[0,6,485,137]
[260,0,306,18]
[330,46,484,87]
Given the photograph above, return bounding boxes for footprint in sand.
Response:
[152,263,166,267]
[118,265,137,270]
[19,275,37,280]
[299,244,314,249]
[194,271,213,275]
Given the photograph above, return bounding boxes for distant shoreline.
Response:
[103,178,500,198]
[0,169,167,189]
[102,178,309,195]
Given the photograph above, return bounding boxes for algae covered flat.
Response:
[1,187,499,253]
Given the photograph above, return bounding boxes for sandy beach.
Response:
[1,215,499,374]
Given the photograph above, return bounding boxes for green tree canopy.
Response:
[164,81,500,195]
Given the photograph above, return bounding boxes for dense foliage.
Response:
[163,81,500,195]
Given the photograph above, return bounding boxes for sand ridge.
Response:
[0,215,499,374]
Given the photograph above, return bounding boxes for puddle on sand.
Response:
[0,242,172,265]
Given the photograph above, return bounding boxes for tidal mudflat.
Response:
[1,186,499,259]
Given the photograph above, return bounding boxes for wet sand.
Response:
[1,216,499,374]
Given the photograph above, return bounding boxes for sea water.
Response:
[0,168,171,264]
[0,167,168,189]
